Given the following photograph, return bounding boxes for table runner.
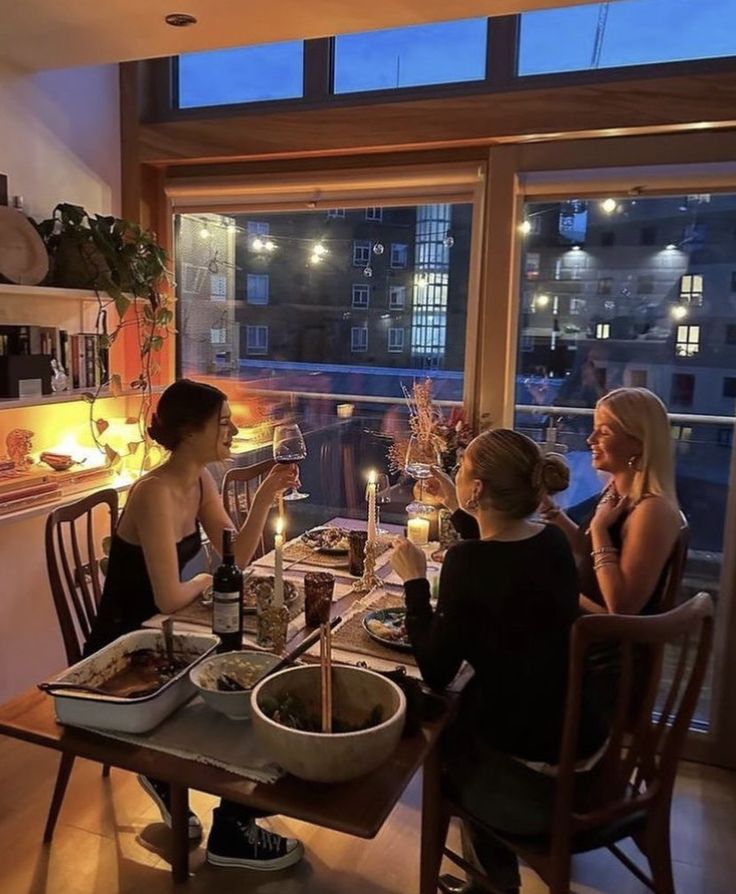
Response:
[328,591,418,666]
[80,696,282,785]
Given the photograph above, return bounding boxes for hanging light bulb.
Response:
[252,237,264,251]
[313,242,327,256]
[671,305,688,320]
[310,253,322,265]
[443,234,455,248]
[519,221,532,235]
[199,224,211,240]
[372,241,385,255]
[264,239,276,252]
[363,265,373,278]
[600,198,617,214]
[535,293,550,308]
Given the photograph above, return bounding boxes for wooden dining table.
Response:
[0,517,458,891]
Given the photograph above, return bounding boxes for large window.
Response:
[514,190,736,730]
[177,41,304,108]
[333,18,487,94]
[518,0,736,76]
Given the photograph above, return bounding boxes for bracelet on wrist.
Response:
[591,545,618,558]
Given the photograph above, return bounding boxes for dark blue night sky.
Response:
[178,0,736,108]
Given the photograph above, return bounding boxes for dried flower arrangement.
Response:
[386,379,475,475]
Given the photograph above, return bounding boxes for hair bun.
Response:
[539,453,570,495]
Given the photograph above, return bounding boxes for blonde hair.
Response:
[466,429,569,519]
[596,387,677,505]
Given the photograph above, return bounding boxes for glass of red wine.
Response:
[272,423,309,501]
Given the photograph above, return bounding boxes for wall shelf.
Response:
[0,385,165,412]
[0,283,109,303]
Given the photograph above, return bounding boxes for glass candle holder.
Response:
[303,571,335,628]
[406,504,431,545]
[348,529,368,576]
[256,588,289,653]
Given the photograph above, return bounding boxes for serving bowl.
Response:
[250,664,406,782]
[189,650,281,720]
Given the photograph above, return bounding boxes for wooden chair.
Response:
[221,459,275,559]
[43,488,119,843]
[430,592,714,894]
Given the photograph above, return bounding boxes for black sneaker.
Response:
[137,775,202,841]
[206,809,304,870]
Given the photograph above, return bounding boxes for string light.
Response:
[535,293,550,308]
[312,243,327,257]
[443,234,455,248]
[671,305,688,320]
[363,266,373,278]
[199,224,211,240]
[665,243,677,250]
[520,221,532,235]
[601,198,617,214]
[372,242,385,255]
[310,253,323,265]
[264,239,276,252]
[252,237,264,251]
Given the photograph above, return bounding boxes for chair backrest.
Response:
[657,510,690,612]
[552,592,713,856]
[44,488,119,666]
[221,459,275,558]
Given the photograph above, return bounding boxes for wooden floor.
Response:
[2,737,735,894]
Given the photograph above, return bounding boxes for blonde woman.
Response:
[541,387,681,615]
[391,430,606,894]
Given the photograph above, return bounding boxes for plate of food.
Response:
[301,525,350,554]
[362,608,412,652]
[243,575,300,614]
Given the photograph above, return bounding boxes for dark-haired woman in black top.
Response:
[391,429,606,894]
[85,379,304,872]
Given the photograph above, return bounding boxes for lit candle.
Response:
[274,516,284,608]
[367,470,377,544]
[407,517,430,546]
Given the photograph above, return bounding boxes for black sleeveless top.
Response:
[84,483,203,656]
[577,496,668,615]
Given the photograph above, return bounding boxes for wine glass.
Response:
[272,423,309,501]
[404,435,437,514]
[375,473,391,535]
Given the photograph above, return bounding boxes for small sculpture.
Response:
[50,358,69,393]
[6,428,34,471]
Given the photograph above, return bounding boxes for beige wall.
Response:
[0,61,121,220]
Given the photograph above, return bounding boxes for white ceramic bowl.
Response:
[250,664,406,782]
[189,650,281,720]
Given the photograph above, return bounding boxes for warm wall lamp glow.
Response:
[519,220,532,235]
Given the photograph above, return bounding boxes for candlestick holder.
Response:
[355,536,381,593]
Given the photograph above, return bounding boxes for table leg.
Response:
[170,784,190,883]
[420,744,449,894]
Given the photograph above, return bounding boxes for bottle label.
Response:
[213,591,241,634]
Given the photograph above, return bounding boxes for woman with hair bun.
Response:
[541,387,682,615]
[391,429,605,894]
[85,378,304,873]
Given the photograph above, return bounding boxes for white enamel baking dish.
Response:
[41,629,219,734]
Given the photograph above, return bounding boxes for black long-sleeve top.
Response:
[404,517,603,763]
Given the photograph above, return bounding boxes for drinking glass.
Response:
[303,572,335,628]
[272,423,309,501]
[404,435,437,514]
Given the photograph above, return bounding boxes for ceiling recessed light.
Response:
[165,12,197,27]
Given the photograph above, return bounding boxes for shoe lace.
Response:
[235,820,283,854]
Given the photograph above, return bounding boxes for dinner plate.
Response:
[301,525,350,554]
[0,206,49,285]
[362,608,412,652]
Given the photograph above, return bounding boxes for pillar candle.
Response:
[274,516,285,607]
[407,517,430,546]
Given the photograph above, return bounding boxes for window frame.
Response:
[389,284,407,309]
[246,272,270,305]
[245,324,269,355]
[387,327,405,352]
[352,283,370,308]
[350,325,369,352]
[352,240,372,267]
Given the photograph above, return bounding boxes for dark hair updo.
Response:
[466,428,570,519]
[147,379,227,451]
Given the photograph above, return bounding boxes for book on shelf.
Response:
[0,488,64,517]
[69,333,109,389]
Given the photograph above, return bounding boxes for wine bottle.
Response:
[212,528,243,652]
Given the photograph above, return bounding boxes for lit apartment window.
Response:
[676,324,700,357]
[390,243,408,268]
[327,208,346,218]
[247,221,269,236]
[595,323,610,339]
[388,328,405,352]
[680,274,703,305]
[353,240,371,266]
[210,274,227,302]
[389,285,406,309]
[365,207,383,221]
[352,284,370,308]
[351,326,368,352]
[246,325,268,355]
[246,273,269,305]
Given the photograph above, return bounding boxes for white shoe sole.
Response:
[206,841,304,871]
[136,775,202,841]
